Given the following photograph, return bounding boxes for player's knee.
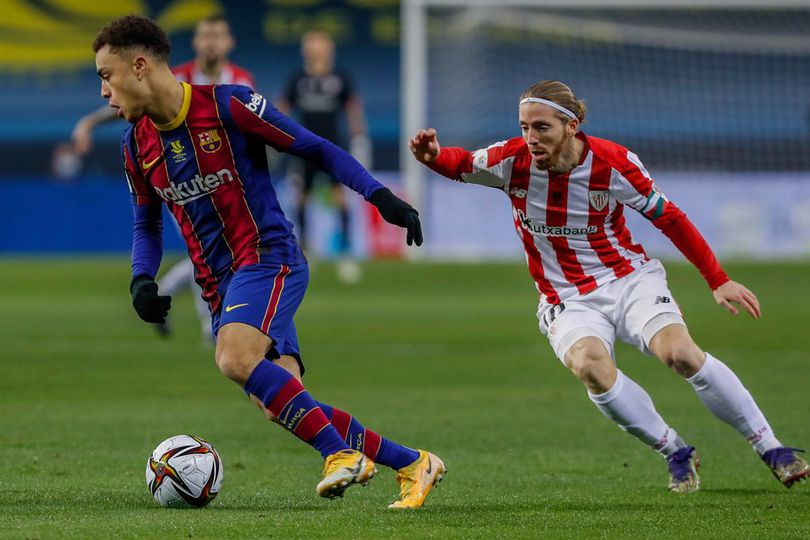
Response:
[215,347,256,385]
[215,323,274,384]
[564,340,614,391]
[273,355,303,381]
[657,341,704,377]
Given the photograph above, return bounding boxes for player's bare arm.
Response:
[713,280,761,319]
[71,105,118,155]
[346,95,367,138]
[409,128,440,163]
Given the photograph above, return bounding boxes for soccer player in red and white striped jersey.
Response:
[410,80,808,492]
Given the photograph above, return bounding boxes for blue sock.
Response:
[318,402,420,470]
[244,360,348,459]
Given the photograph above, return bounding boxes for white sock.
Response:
[589,370,685,457]
[158,258,195,296]
[687,353,781,454]
[192,280,212,330]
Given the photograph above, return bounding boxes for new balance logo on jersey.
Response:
[516,209,597,236]
[508,187,527,199]
[655,296,671,304]
[156,168,234,205]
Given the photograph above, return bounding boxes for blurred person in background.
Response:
[72,15,254,155]
[65,15,254,345]
[94,15,443,508]
[276,30,371,284]
[410,80,809,494]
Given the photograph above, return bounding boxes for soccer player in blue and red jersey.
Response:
[93,15,445,507]
[72,15,256,344]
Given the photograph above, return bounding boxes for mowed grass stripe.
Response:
[1,258,808,539]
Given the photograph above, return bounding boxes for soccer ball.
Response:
[145,434,223,508]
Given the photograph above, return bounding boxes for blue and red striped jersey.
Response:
[122,82,383,313]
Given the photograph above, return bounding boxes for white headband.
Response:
[519,97,578,120]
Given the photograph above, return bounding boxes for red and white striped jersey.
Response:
[172,60,255,88]
[427,132,728,305]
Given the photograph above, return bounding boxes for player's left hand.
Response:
[712,280,760,319]
[368,187,423,246]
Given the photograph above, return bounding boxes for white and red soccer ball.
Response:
[146,434,223,508]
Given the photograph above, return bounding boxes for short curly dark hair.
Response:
[93,15,171,61]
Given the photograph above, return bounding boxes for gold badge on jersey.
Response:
[169,139,187,163]
[198,129,222,153]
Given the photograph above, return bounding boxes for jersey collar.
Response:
[152,82,192,132]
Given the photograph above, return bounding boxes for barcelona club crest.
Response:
[588,190,609,211]
[198,129,222,153]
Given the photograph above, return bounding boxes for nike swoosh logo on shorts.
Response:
[225,303,249,312]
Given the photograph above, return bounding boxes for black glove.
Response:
[368,187,423,246]
[130,274,172,324]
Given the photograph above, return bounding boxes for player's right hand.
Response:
[409,128,440,163]
[130,275,172,324]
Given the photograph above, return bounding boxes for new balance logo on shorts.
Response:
[655,296,671,304]
[509,187,527,199]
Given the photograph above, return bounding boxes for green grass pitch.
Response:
[1,257,808,538]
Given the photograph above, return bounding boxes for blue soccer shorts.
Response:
[211,262,308,364]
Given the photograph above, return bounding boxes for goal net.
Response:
[401,0,810,259]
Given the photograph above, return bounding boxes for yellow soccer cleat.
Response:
[316,449,377,499]
[388,450,446,509]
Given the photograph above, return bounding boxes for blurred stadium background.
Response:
[2,0,809,260]
[0,0,810,259]
[2,1,810,537]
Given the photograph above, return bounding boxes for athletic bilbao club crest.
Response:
[198,129,222,153]
[588,190,609,211]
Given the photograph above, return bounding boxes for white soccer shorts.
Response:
[537,259,685,362]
